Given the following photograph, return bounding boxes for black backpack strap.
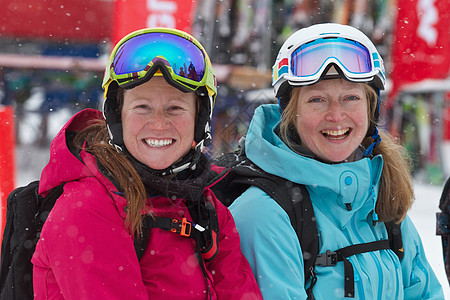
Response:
[437,177,450,237]
[313,240,390,298]
[309,221,404,298]
[211,153,320,284]
[135,211,215,300]
[385,221,404,260]
[337,240,390,298]
[133,216,152,261]
[136,214,218,257]
[241,174,319,279]
[134,215,200,260]
[439,176,450,212]
[183,195,220,262]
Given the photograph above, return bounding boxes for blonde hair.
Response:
[280,83,414,222]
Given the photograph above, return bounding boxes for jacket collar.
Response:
[39,109,103,195]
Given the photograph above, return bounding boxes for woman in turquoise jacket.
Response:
[229,23,444,299]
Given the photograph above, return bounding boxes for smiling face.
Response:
[293,79,369,163]
[121,77,196,170]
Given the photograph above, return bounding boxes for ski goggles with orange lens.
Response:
[102,28,217,98]
[273,37,385,87]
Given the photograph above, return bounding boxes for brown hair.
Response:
[74,88,148,236]
[279,83,414,223]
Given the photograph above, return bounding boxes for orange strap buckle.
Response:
[169,218,192,237]
[180,218,192,237]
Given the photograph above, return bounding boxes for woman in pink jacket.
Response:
[31,28,262,300]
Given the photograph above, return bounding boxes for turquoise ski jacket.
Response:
[229,104,444,299]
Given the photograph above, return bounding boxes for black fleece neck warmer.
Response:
[128,152,211,204]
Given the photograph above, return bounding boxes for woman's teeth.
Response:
[321,128,349,140]
[144,139,173,147]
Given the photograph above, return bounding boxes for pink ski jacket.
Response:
[31,109,262,300]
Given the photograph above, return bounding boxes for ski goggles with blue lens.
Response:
[273,37,385,88]
[102,28,217,98]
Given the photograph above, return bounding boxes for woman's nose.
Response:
[148,111,169,129]
[325,101,346,122]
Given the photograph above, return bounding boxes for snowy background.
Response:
[14,109,450,298]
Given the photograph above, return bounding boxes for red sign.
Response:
[389,0,450,103]
[112,0,198,47]
[0,0,113,42]
[0,106,16,241]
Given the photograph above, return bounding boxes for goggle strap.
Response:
[206,85,216,98]
[117,63,203,98]
[375,89,381,121]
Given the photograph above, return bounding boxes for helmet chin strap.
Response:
[363,126,381,157]
[363,88,382,157]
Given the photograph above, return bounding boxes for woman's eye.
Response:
[132,104,153,113]
[308,97,323,103]
[167,106,184,113]
[135,104,150,110]
[346,95,360,101]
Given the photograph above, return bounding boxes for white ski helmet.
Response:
[273,23,386,157]
[272,23,386,102]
